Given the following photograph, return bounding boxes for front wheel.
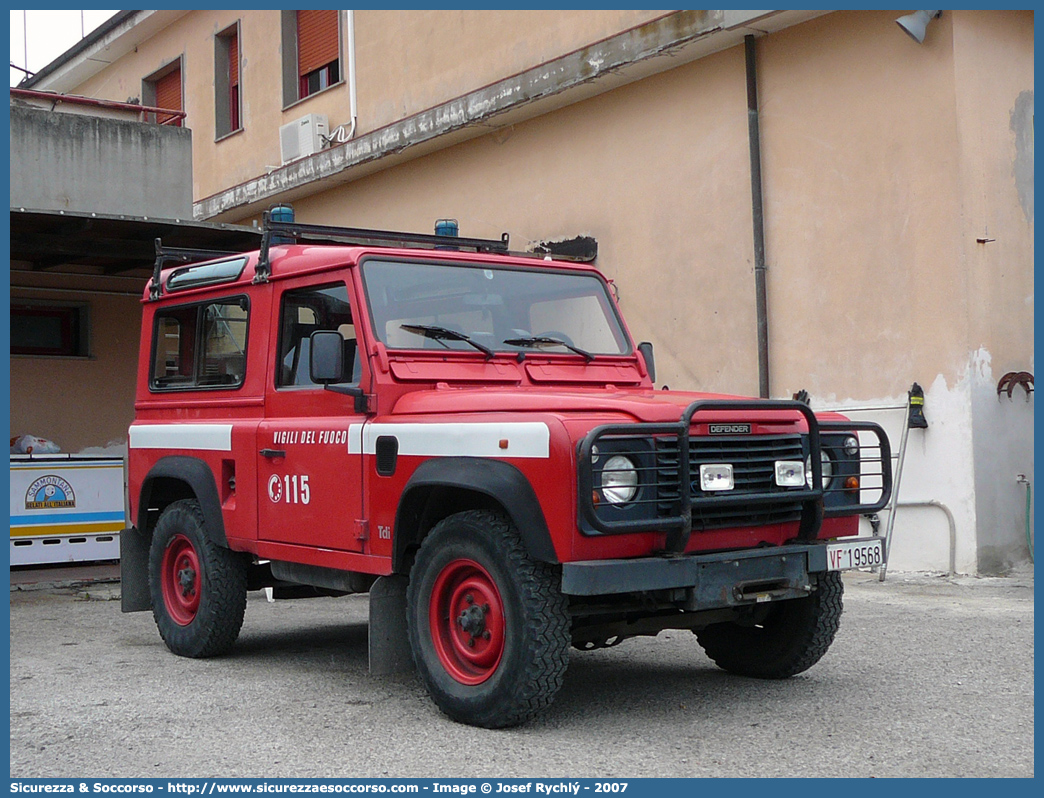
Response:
[148,499,247,658]
[695,571,844,678]
[407,510,570,728]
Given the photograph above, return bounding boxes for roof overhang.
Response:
[21,10,190,94]
[10,208,261,276]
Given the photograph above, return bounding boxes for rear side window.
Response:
[150,297,249,391]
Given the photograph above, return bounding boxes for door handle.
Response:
[260,448,286,458]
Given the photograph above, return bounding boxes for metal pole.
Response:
[745,34,770,399]
[879,393,912,581]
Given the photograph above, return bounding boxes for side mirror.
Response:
[309,330,369,413]
[637,341,656,383]
[309,330,344,383]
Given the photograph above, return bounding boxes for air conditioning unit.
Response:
[279,113,329,164]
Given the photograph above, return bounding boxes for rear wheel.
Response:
[148,499,247,658]
[407,510,570,728]
[695,571,843,678]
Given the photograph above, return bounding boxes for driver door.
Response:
[258,279,366,553]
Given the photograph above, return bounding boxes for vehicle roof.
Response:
[149,243,605,301]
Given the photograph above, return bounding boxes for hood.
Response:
[390,386,819,427]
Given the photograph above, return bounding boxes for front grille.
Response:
[656,434,805,530]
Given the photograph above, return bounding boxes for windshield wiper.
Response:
[503,336,594,361]
[400,324,495,359]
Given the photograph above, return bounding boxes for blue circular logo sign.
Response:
[25,475,76,510]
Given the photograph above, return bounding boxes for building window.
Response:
[215,24,242,138]
[11,301,90,358]
[143,58,183,126]
[150,298,249,391]
[282,10,341,107]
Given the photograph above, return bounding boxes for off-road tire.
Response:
[148,499,247,658]
[695,571,844,678]
[406,510,570,728]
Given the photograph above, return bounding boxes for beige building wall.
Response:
[49,10,1032,573]
[355,10,666,131]
[954,10,1034,368]
[951,10,1034,574]
[760,10,968,399]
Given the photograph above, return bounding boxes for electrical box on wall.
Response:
[279,114,329,164]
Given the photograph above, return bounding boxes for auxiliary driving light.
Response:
[700,464,734,492]
[775,460,806,487]
[805,451,834,489]
[601,455,638,504]
[843,436,859,456]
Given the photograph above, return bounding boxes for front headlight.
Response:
[601,454,639,504]
[806,450,834,489]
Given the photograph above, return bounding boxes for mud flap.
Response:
[368,574,413,675]
[120,525,152,612]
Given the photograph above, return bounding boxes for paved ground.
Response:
[8,565,1034,779]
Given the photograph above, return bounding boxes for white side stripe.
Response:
[129,424,233,452]
[348,422,549,459]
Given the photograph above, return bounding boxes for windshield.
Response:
[360,259,631,356]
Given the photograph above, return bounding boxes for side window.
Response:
[150,297,249,391]
[277,283,357,388]
[152,310,194,386]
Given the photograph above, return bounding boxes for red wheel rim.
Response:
[429,558,505,685]
[161,534,201,626]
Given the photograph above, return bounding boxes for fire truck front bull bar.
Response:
[577,399,893,554]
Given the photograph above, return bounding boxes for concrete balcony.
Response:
[10,90,192,219]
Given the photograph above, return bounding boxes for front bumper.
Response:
[561,538,885,611]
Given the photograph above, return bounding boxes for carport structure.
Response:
[10,207,260,454]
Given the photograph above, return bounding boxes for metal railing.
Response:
[11,88,186,125]
[814,395,951,580]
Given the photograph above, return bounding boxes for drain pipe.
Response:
[345,10,358,140]
[331,10,359,142]
[745,34,770,399]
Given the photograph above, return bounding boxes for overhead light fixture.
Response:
[896,10,942,44]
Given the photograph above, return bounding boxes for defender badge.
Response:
[708,423,751,435]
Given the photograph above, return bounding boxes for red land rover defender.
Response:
[122,213,891,728]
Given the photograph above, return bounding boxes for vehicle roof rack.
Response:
[253,211,511,283]
[149,238,240,300]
